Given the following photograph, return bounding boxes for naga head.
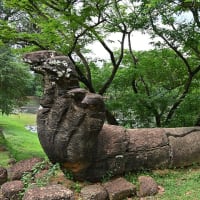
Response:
[23,50,79,88]
[23,50,77,78]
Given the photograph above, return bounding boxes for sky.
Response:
[88,31,153,59]
[88,11,193,60]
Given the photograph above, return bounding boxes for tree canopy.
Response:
[102,49,200,127]
[0,44,33,114]
[0,0,199,126]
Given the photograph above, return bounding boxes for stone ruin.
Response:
[23,50,200,182]
[1,157,160,199]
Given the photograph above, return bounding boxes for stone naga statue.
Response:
[24,50,200,182]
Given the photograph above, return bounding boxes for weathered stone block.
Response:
[168,128,200,167]
[97,125,128,159]
[103,177,136,200]
[124,146,170,172]
[0,190,4,200]
[127,128,169,152]
[9,157,43,180]
[138,176,158,197]
[1,180,24,200]
[81,184,108,200]
[0,167,7,185]
[23,184,74,200]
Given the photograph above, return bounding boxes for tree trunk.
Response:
[105,109,119,125]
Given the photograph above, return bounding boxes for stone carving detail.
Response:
[23,51,105,173]
[24,50,200,182]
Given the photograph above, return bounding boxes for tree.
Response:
[103,49,200,127]
[140,0,200,126]
[0,0,147,123]
[0,0,200,126]
[0,44,33,114]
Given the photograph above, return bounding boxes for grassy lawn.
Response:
[126,166,200,199]
[0,151,10,167]
[0,113,45,165]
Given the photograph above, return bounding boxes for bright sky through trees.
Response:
[89,31,153,59]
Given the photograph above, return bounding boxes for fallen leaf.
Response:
[158,185,165,195]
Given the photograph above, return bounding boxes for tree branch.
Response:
[28,0,48,19]
[140,77,150,97]
[192,64,200,76]
[75,49,92,87]
[128,32,138,65]
[149,12,200,126]
[15,38,46,50]
[68,18,107,55]
[68,54,95,93]
[98,30,126,95]
[128,31,139,93]
[149,14,192,75]
[190,7,200,28]
[165,74,193,125]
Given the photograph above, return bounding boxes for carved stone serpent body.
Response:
[24,50,200,182]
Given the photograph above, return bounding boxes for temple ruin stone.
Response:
[24,50,200,182]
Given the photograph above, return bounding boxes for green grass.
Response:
[0,152,10,167]
[0,113,45,164]
[126,167,200,199]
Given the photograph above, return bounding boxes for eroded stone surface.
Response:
[0,167,7,185]
[8,158,17,166]
[97,124,128,158]
[24,51,105,175]
[0,190,3,200]
[1,180,23,200]
[103,177,136,200]
[23,184,74,200]
[138,176,158,197]
[23,50,200,182]
[9,157,43,180]
[23,50,60,65]
[168,128,200,167]
[81,184,108,200]
[127,128,169,151]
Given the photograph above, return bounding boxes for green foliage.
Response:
[169,91,200,127]
[63,168,74,181]
[70,182,82,193]
[21,161,60,197]
[0,0,200,127]
[0,152,10,167]
[1,0,116,53]
[0,0,148,96]
[101,170,114,183]
[104,49,200,127]
[0,45,34,114]
[0,130,10,167]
